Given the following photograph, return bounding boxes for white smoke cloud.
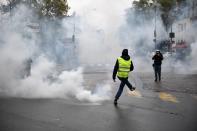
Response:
[187,41,197,72]
[0,0,7,5]
[0,0,197,103]
[0,54,112,102]
[67,0,168,72]
[18,56,112,102]
[0,4,112,103]
[68,0,132,65]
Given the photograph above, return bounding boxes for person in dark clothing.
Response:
[22,58,33,78]
[152,50,163,82]
[112,49,135,105]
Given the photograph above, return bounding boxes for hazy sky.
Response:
[0,0,135,11]
[67,0,134,15]
[0,0,7,4]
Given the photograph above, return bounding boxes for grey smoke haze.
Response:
[0,4,111,102]
[168,1,197,74]
[0,1,197,101]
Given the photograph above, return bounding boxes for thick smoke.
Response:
[0,0,197,102]
[68,0,169,72]
[68,0,131,65]
[167,1,197,74]
[0,4,111,103]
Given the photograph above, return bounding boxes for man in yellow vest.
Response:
[113,49,135,105]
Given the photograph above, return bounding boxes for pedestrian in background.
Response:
[152,50,163,82]
[21,58,33,78]
[113,49,135,105]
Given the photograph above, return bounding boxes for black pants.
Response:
[154,65,161,81]
[115,77,133,100]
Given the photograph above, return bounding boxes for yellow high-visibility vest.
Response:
[117,57,132,78]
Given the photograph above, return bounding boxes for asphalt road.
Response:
[0,71,197,131]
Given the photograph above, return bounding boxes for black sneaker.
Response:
[114,99,118,105]
[130,87,136,91]
[155,79,157,82]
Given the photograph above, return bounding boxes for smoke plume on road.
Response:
[0,0,197,102]
[0,5,112,102]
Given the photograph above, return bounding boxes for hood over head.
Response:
[121,49,130,60]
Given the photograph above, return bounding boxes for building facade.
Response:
[174,0,197,44]
[172,0,197,55]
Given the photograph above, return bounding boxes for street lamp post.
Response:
[8,0,14,16]
[154,2,157,50]
[9,1,11,16]
[169,9,176,53]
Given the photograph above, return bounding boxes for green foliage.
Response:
[157,0,176,31]
[132,0,154,22]
[3,0,70,18]
[176,0,186,3]
[133,0,153,11]
[40,0,70,18]
[158,0,176,11]
[132,0,181,31]
[133,0,150,9]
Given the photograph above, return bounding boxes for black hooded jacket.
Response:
[152,52,163,66]
[112,54,134,80]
